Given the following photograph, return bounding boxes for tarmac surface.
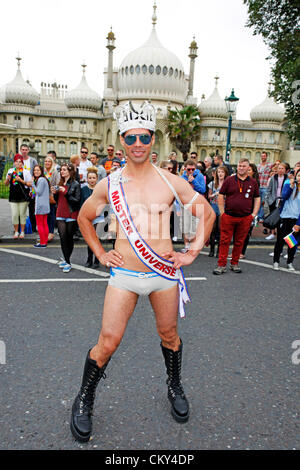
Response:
[0,234,299,450]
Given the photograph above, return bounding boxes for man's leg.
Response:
[231,215,252,266]
[217,214,235,267]
[70,286,138,442]
[149,286,189,422]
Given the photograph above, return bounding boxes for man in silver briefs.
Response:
[70,101,215,442]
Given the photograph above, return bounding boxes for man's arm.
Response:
[78,178,123,268]
[217,193,225,215]
[252,196,261,217]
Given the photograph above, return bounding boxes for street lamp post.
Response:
[225,89,239,163]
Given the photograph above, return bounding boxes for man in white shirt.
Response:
[78,146,92,184]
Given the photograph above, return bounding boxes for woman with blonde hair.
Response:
[207,165,229,256]
[44,155,60,242]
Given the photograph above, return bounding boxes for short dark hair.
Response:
[81,146,88,152]
[47,150,56,158]
[20,143,29,149]
[190,151,198,156]
[90,152,98,158]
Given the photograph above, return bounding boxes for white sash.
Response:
[108,169,191,318]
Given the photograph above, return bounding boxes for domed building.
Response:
[0,2,292,165]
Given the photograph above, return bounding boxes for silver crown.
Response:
[114,101,156,134]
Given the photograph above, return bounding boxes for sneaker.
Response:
[63,264,72,273]
[58,259,68,269]
[273,262,279,270]
[230,264,242,273]
[265,234,275,240]
[33,243,47,248]
[287,263,295,271]
[213,265,227,275]
[172,236,178,242]
[269,252,283,257]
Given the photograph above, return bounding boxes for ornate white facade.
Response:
[0,2,294,165]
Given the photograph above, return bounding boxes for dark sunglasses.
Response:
[81,151,88,154]
[124,133,152,146]
[186,168,195,172]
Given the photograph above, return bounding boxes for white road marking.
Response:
[0,277,207,283]
[0,248,110,277]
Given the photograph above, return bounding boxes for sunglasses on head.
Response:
[124,133,152,146]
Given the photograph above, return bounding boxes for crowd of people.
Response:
[5,143,300,273]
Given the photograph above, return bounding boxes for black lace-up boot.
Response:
[161,339,189,423]
[70,350,110,442]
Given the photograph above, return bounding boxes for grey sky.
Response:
[2,0,275,119]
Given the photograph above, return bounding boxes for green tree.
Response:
[243,0,300,141]
[166,105,201,161]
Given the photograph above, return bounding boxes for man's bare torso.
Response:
[109,167,176,271]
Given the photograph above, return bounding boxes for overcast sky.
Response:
[2,0,274,119]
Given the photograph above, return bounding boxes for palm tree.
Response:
[166,105,201,161]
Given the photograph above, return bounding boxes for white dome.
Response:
[118,26,186,105]
[65,69,102,111]
[0,64,39,106]
[199,83,227,119]
[250,94,285,122]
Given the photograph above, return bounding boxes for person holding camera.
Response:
[273,168,300,271]
[52,163,81,272]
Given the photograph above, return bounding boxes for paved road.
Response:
[0,243,299,450]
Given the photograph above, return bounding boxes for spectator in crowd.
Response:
[265,162,288,241]
[212,154,233,175]
[90,152,107,182]
[190,151,198,164]
[170,159,179,175]
[70,155,81,183]
[100,145,121,174]
[240,163,260,258]
[47,150,60,171]
[180,159,206,251]
[80,167,104,268]
[196,161,206,175]
[20,143,38,232]
[78,146,92,184]
[204,156,214,184]
[111,159,122,171]
[44,155,60,242]
[273,168,300,271]
[5,154,32,239]
[168,151,177,162]
[151,151,159,166]
[115,149,126,166]
[52,163,81,273]
[257,151,273,222]
[207,166,229,257]
[32,165,50,248]
[213,158,260,274]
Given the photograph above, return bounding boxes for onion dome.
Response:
[65,64,102,111]
[198,75,227,119]
[250,93,285,122]
[117,3,186,104]
[0,56,39,106]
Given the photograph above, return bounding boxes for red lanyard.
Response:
[237,178,243,193]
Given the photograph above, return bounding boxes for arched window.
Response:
[269,132,275,144]
[48,119,55,130]
[201,149,207,159]
[70,141,77,154]
[156,65,161,75]
[256,132,262,143]
[130,65,134,74]
[68,119,73,131]
[142,65,147,74]
[135,65,140,74]
[163,66,168,76]
[255,152,261,164]
[46,140,54,153]
[80,120,87,133]
[202,129,208,141]
[14,116,21,128]
[246,151,251,160]
[169,67,173,76]
[1,115,7,124]
[237,131,244,142]
[58,141,66,156]
[35,139,42,153]
[93,142,98,152]
[149,65,154,74]
[174,69,178,78]
[93,121,98,133]
[22,138,30,145]
[3,138,8,154]
[28,117,34,129]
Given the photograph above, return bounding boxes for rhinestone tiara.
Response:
[113,101,156,134]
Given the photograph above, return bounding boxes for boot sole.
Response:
[171,406,189,423]
[70,418,91,443]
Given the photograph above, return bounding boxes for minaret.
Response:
[152,1,157,28]
[187,36,198,97]
[106,27,116,90]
